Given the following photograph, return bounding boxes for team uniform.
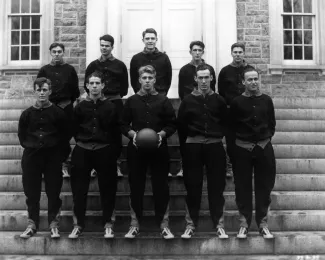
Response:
[121,89,176,238]
[177,89,228,238]
[18,101,70,237]
[230,92,276,238]
[69,96,120,238]
[130,48,172,95]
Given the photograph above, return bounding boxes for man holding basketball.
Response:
[121,65,176,239]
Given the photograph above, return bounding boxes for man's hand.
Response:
[157,130,166,148]
[128,130,137,148]
[133,132,137,148]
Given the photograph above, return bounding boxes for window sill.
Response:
[268,64,325,75]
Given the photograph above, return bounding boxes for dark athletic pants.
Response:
[21,146,63,230]
[183,142,226,229]
[127,142,170,229]
[70,145,117,229]
[233,142,276,228]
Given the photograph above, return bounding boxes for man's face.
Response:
[139,72,156,91]
[190,45,204,61]
[231,47,245,64]
[195,69,212,92]
[100,40,113,56]
[86,76,104,96]
[142,33,157,50]
[242,71,260,93]
[50,46,64,63]
[35,83,51,102]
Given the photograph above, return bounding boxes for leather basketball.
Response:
[136,128,159,149]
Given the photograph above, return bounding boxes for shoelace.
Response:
[238,227,247,235]
[261,227,271,235]
[52,228,59,234]
[71,228,80,236]
[183,229,193,235]
[22,228,33,235]
[127,227,138,235]
[217,228,226,235]
[105,228,113,234]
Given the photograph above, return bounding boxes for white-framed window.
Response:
[0,0,54,70]
[269,0,325,74]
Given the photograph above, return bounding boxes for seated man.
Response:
[68,71,120,239]
[18,77,70,239]
[178,64,228,239]
[121,65,176,239]
[230,67,276,239]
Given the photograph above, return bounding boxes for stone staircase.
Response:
[0,97,325,257]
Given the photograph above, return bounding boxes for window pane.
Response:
[11,31,20,45]
[31,46,39,60]
[293,0,302,12]
[303,16,312,29]
[21,0,30,13]
[293,16,302,29]
[284,46,293,59]
[304,46,312,60]
[21,46,30,60]
[31,16,40,29]
[283,0,292,12]
[22,17,30,29]
[303,0,312,13]
[31,31,40,44]
[11,0,20,13]
[304,31,312,44]
[294,46,303,59]
[294,30,302,44]
[284,31,292,44]
[21,31,30,44]
[283,16,292,29]
[31,0,40,13]
[11,16,20,29]
[11,47,19,60]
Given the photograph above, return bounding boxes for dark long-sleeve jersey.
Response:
[18,104,70,149]
[84,58,129,98]
[121,93,176,139]
[177,90,228,144]
[37,64,80,104]
[229,94,276,142]
[178,62,216,100]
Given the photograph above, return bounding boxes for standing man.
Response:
[37,42,80,177]
[230,67,276,239]
[68,71,120,239]
[178,64,228,239]
[130,28,172,96]
[218,43,254,178]
[84,34,128,177]
[18,78,70,239]
[177,41,217,177]
[121,65,176,239]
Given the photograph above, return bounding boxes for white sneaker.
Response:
[176,168,183,177]
[168,173,173,177]
[104,227,114,239]
[90,169,97,178]
[181,228,194,239]
[259,227,274,239]
[125,226,140,239]
[237,226,248,239]
[68,227,82,239]
[117,166,123,177]
[50,227,60,239]
[62,167,70,178]
[161,227,174,240]
[216,227,229,239]
[20,227,36,239]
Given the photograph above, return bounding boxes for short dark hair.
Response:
[241,67,259,79]
[190,41,205,51]
[231,42,245,52]
[49,42,65,52]
[196,64,212,76]
[34,77,51,90]
[99,34,114,46]
[138,65,156,77]
[142,28,157,38]
[85,71,104,84]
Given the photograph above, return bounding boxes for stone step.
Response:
[0,174,324,192]
[2,158,325,175]
[1,191,324,211]
[1,144,325,160]
[2,132,325,145]
[0,231,325,255]
[1,210,324,232]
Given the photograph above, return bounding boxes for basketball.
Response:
[136,128,159,149]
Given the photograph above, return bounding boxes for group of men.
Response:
[18,28,276,241]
